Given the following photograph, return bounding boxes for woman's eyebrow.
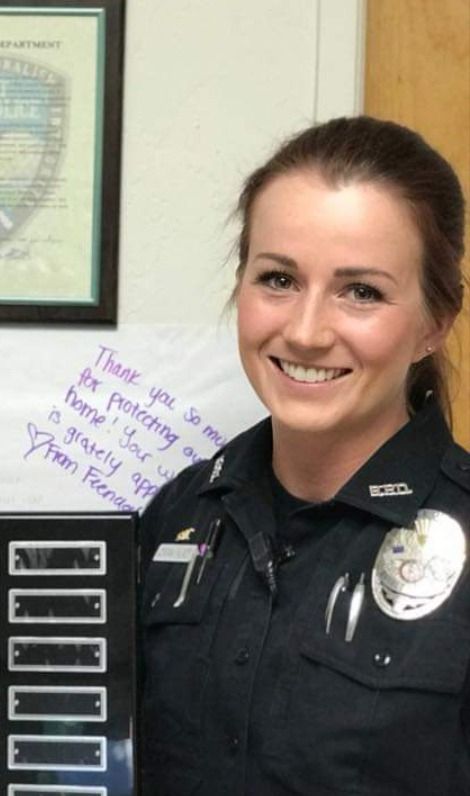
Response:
[254,252,298,269]
[334,266,398,285]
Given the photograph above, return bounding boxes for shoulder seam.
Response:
[441,443,470,492]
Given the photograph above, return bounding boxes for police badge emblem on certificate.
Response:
[372,509,466,620]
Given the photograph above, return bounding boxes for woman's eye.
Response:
[257,270,293,290]
[347,283,383,303]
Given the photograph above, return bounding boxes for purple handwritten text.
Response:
[106,391,179,451]
[65,385,106,428]
[95,346,142,386]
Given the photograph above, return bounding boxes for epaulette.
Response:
[441,443,470,492]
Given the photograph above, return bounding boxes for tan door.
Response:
[365,0,470,447]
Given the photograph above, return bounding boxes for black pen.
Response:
[197,518,223,584]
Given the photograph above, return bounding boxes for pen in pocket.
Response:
[197,518,223,584]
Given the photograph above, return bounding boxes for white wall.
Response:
[119,0,365,324]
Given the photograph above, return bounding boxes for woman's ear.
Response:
[414,314,455,363]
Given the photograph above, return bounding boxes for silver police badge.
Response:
[372,509,466,620]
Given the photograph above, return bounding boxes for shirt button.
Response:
[229,736,240,754]
[373,652,392,668]
[235,647,250,665]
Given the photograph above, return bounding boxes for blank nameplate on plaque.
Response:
[9,637,107,672]
[8,686,107,722]
[9,590,107,624]
[8,735,107,771]
[8,787,107,796]
[9,541,107,576]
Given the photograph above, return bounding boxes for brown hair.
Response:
[235,116,466,418]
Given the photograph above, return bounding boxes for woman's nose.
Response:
[283,293,336,351]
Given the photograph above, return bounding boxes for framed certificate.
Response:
[0,1,125,323]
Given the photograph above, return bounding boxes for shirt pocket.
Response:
[272,615,470,795]
[142,556,218,624]
[141,557,225,741]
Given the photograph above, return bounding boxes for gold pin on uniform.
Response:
[175,527,196,542]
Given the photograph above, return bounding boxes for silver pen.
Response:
[345,572,365,642]
[173,549,198,607]
[325,573,349,635]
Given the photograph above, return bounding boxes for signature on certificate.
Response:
[0,236,61,262]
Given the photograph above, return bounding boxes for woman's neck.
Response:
[271,415,409,503]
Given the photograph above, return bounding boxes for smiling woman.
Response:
[140,117,470,796]
[236,172,438,497]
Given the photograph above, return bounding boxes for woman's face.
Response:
[236,170,444,445]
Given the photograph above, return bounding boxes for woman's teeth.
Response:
[278,359,347,383]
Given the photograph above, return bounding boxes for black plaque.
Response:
[0,513,138,796]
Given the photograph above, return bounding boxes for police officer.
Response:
[140,117,470,795]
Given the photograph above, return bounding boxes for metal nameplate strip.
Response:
[153,542,199,563]
[9,589,107,624]
[9,540,106,575]
[8,685,107,722]
[8,787,107,796]
[8,735,107,771]
[9,637,107,672]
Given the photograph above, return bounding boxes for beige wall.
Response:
[364,0,470,447]
[119,0,364,326]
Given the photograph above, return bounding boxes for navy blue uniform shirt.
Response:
[140,402,470,795]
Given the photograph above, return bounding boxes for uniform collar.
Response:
[335,401,452,526]
[199,402,452,527]
[198,418,272,497]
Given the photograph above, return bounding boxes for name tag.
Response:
[153,543,198,564]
